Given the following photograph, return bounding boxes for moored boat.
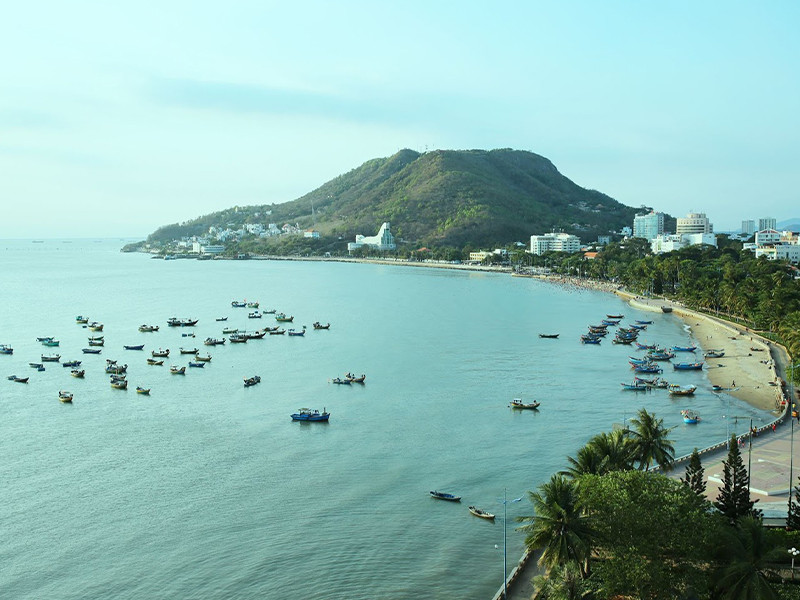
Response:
[244,331,266,339]
[661,306,673,313]
[215,317,228,322]
[635,320,653,325]
[136,387,151,395]
[671,345,697,352]
[70,369,85,378]
[680,409,701,424]
[229,334,248,343]
[429,490,461,502]
[167,317,198,327]
[312,322,330,330]
[204,337,226,346]
[179,347,199,354]
[231,300,246,308]
[194,354,212,362]
[88,322,104,331]
[75,315,89,324]
[291,408,330,422]
[468,506,495,519]
[621,382,648,391]
[606,314,624,319]
[244,375,261,387]
[59,390,73,402]
[41,354,61,362]
[42,339,60,347]
[62,360,82,367]
[0,344,13,355]
[170,365,186,375]
[29,362,43,369]
[287,328,305,336]
[246,301,259,308]
[7,375,29,383]
[668,384,697,396]
[152,349,170,357]
[138,324,159,332]
[188,361,205,368]
[123,344,145,351]
[268,329,285,335]
[510,398,540,409]
[146,358,164,366]
[222,327,239,334]
[248,311,262,319]
[275,313,294,322]
[673,362,704,370]
[111,379,128,389]
[704,349,725,359]
[82,348,102,354]
[345,373,366,383]
[538,333,559,339]
[331,377,351,385]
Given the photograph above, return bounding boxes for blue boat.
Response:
[673,362,703,370]
[621,382,648,391]
[628,357,650,366]
[62,360,82,368]
[429,490,461,502]
[82,348,102,354]
[635,342,658,350]
[601,319,620,326]
[581,337,601,344]
[634,364,662,374]
[647,351,675,361]
[635,320,653,325]
[0,344,13,355]
[681,409,701,424]
[291,408,330,422]
[123,344,145,351]
[671,345,697,352]
[188,361,205,368]
[630,324,647,330]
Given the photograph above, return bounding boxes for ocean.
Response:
[0,239,771,599]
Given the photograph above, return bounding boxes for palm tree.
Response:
[712,516,780,600]
[517,474,594,578]
[627,408,675,471]
[562,429,634,478]
[532,561,591,600]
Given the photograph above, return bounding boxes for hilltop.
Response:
[144,148,647,251]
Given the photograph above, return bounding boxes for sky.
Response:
[1,1,798,238]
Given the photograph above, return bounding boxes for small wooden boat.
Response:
[170,366,186,375]
[538,333,559,339]
[248,311,262,319]
[29,362,44,369]
[111,379,128,389]
[138,324,159,332]
[88,339,104,347]
[581,337,601,344]
[268,329,285,335]
[215,317,228,321]
[332,377,351,385]
[275,313,294,322]
[188,361,205,368]
[105,364,127,374]
[88,335,104,341]
[628,357,651,366]
[263,309,277,314]
[313,322,330,330]
[345,373,366,384]
[88,322,104,331]
[124,344,145,351]
[0,344,13,355]
[36,336,54,342]
[635,342,658,350]
[468,506,495,519]
[634,376,660,387]
[41,354,61,362]
[42,339,60,347]
[661,306,673,313]
[635,320,653,325]
[606,314,624,319]
[671,345,697,353]
[621,382,648,391]
[673,362,704,370]
[704,350,725,359]
[146,358,164,366]
[681,409,700,424]
[152,349,170,357]
[750,346,764,352]
[612,338,635,345]
[429,490,461,502]
[229,334,248,343]
[244,331,266,339]
[634,364,662,374]
[222,327,239,334]
[287,328,305,336]
[179,347,199,354]
[668,384,697,396]
[167,318,198,327]
[231,300,246,307]
[204,337,226,346]
[63,360,82,367]
[244,375,261,387]
[630,324,647,330]
[71,369,85,378]
[75,316,89,324]
[59,390,73,403]
[510,398,540,409]
[136,387,151,395]
[247,301,259,308]
[291,408,330,422]
[194,354,212,362]
[7,375,29,383]
[82,348,102,354]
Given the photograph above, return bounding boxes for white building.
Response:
[347,222,396,254]
[633,210,664,241]
[755,229,781,245]
[758,217,777,231]
[529,232,581,255]
[676,212,713,235]
[650,233,717,254]
[244,223,264,235]
[741,220,755,236]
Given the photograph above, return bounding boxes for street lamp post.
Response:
[499,489,522,599]
[790,547,799,580]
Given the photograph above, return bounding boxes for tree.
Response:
[627,408,675,471]
[562,429,634,478]
[531,561,592,600]
[712,516,780,600]
[516,474,595,578]
[714,435,762,524]
[786,474,800,531]
[680,448,707,498]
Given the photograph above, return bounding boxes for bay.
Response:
[0,239,770,599]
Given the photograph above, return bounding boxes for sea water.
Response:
[0,240,771,599]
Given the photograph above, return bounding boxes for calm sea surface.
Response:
[0,239,770,599]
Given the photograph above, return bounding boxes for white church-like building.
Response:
[347,222,396,254]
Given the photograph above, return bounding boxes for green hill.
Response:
[145,148,646,249]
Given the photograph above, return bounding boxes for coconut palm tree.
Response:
[563,429,635,479]
[517,474,594,578]
[712,516,780,600]
[532,561,592,600]
[627,408,675,471]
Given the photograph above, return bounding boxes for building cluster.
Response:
[633,210,717,254]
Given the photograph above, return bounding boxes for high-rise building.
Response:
[741,220,755,235]
[676,212,713,235]
[758,217,777,231]
[633,211,665,241]
[530,232,581,255]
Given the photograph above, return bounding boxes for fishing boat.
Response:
[331,377,351,385]
[244,375,261,387]
[88,335,104,341]
[136,387,151,395]
[215,317,228,322]
[70,369,85,378]
[628,357,651,366]
[248,311,262,319]
[146,358,164,366]
[111,379,128,389]
[170,366,186,375]
[204,337,226,346]
[88,339,104,347]
[138,324,159,332]
[671,345,697,352]
[673,362,704,370]
[612,338,635,345]
[345,373,366,384]
[287,328,306,337]
[82,348,102,354]
[634,376,660,387]
[75,316,89,324]
[510,398,540,409]
[88,322,104,331]
[635,342,658,350]
[633,364,662,374]
[42,339,60,347]
[29,362,43,369]
[704,349,725,359]
[669,384,697,396]
[681,409,701,424]
[268,329,285,335]
[312,322,330,330]
[36,336,54,342]
[635,320,653,325]
[41,354,61,362]
[468,506,495,519]
[291,408,330,422]
[152,349,170,357]
[63,360,82,367]
[606,314,624,319]
[59,390,73,403]
[229,334,248,343]
[275,313,294,322]
[246,301,259,308]
[194,354,212,362]
[181,332,195,338]
[105,364,127,374]
[602,319,621,326]
[581,337,601,344]
[188,361,205,368]
[647,350,675,361]
[661,306,673,313]
[179,347,199,354]
[123,344,145,351]
[630,324,647,330]
[538,333,559,339]
[429,490,461,502]
[167,317,198,327]
[7,375,29,383]
[231,301,246,308]
[0,344,13,355]
[620,382,648,391]
[244,331,266,339]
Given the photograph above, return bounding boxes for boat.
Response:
[62,360,82,367]
[170,366,186,375]
[248,311,262,319]
[750,346,765,352]
[635,320,653,325]
[671,345,697,352]
[42,339,60,347]
[244,375,261,387]
[188,361,205,368]
[136,387,151,395]
[612,338,635,345]
[606,314,624,319]
[75,316,89,324]
[204,337,226,346]
[29,362,43,369]
[429,490,461,502]
[88,335,104,341]
[634,376,660,387]
[661,306,673,313]
[704,349,725,359]
[633,364,662,374]
[668,384,697,396]
[111,379,128,389]
[88,339,104,347]
[620,382,648,391]
[215,317,228,322]
[345,373,366,384]
[231,301,246,308]
[647,352,675,362]
[36,336,54,342]
[59,390,73,403]
[635,342,658,350]
[510,398,540,409]
[287,328,305,336]
[7,375,29,383]
[70,369,85,378]
[194,354,212,362]
[681,409,701,424]
[312,322,330,330]
[538,333,559,339]
[229,334,248,343]
[247,301,259,308]
[268,329,285,335]
[263,308,277,314]
[152,349,170,357]
[673,362,704,370]
[222,327,239,334]
[82,348,102,354]
[630,324,647,330]
[581,337,601,344]
[123,344,145,351]
[602,319,621,326]
[275,313,294,322]
[146,358,164,366]
[628,357,651,366]
[105,364,127,374]
[468,506,495,519]
[331,377,351,385]
[88,322,104,331]
[41,354,61,362]
[138,324,159,332]
[179,347,199,354]
[291,408,330,422]
[167,317,198,327]
[0,344,13,355]
[244,331,266,339]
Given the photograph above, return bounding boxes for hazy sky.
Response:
[1,1,798,238]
